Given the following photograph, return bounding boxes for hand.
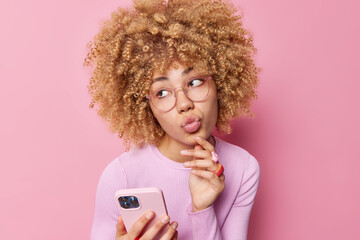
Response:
[181,136,225,212]
[116,211,178,240]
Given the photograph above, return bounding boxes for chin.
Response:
[184,130,208,143]
[180,137,197,146]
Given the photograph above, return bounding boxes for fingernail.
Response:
[172,221,178,229]
[146,212,154,220]
[161,215,170,223]
[183,161,190,166]
[195,136,201,140]
[211,151,219,163]
[180,150,188,154]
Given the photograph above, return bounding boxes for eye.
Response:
[188,79,204,88]
[155,89,170,98]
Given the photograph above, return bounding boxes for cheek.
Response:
[149,105,165,129]
[157,116,172,129]
[208,90,219,119]
[198,98,218,130]
[208,100,218,125]
[150,108,177,132]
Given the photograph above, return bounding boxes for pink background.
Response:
[0,0,359,239]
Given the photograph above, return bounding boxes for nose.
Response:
[175,88,194,113]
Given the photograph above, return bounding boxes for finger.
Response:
[194,143,204,150]
[219,174,225,181]
[171,230,178,240]
[190,169,225,191]
[159,221,178,240]
[116,215,127,237]
[180,149,211,159]
[183,159,217,171]
[193,144,203,160]
[140,214,171,239]
[194,136,215,152]
[127,211,155,239]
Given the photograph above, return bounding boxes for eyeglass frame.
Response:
[145,75,213,112]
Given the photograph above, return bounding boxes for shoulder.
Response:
[215,136,260,190]
[97,144,152,187]
[96,154,128,193]
[103,144,146,170]
[215,137,259,169]
[212,137,260,207]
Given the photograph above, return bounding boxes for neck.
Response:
[156,134,216,163]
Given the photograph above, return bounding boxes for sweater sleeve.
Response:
[90,159,127,240]
[186,154,260,240]
[186,203,222,239]
[221,154,260,239]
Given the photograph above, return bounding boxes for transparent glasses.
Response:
[146,75,212,112]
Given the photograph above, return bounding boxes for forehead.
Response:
[151,66,194,84]
[151,60,210,84]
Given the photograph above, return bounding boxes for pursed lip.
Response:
[181,115,201,127]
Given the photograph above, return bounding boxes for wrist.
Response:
[192,203,210,212]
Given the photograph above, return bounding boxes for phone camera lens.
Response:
[118,195,140,209]
[123,202,131,209]
[130,200,139,207]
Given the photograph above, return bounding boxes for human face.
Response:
[149,62,218,149]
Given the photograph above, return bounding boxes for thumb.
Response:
[116,215,127,237]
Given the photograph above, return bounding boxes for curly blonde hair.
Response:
[83,0,260,151]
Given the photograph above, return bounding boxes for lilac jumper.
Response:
[90,136,260,240]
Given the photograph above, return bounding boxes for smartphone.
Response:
[115,187,169,238]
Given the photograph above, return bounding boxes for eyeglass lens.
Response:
[150,77,210,111]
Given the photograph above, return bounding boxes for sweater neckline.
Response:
[149,136,222,170]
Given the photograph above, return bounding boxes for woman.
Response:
[84,0,261,239]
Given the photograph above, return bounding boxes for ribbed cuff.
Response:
[186,203,221,239]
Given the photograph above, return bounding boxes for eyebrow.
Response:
[152,66,193,83]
